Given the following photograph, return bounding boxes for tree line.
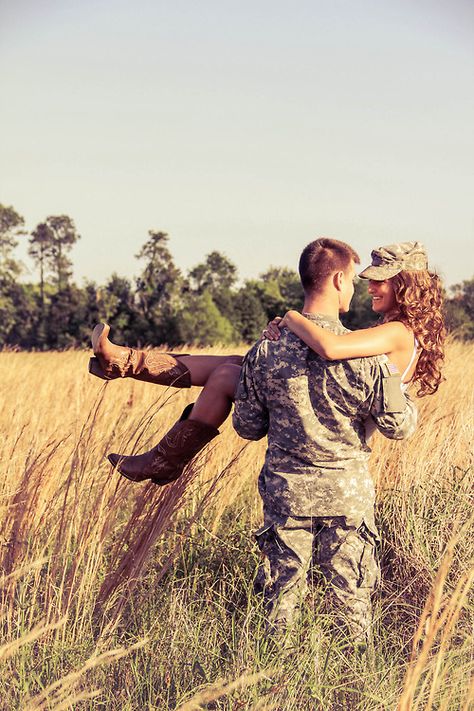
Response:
[0,203,472,349]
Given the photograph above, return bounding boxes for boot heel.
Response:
[88,357,109,380]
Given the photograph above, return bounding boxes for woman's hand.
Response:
[262,311,302,340]
[279,310,299,328]
[262,316,283,340]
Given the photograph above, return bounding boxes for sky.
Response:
[1,0,473,289]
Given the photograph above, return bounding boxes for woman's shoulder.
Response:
[376,320,414,344]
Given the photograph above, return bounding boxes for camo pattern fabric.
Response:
[233,313,418,535]
[255,507,380,641]
[359,241,428,280]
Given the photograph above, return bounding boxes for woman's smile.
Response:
[368,280,397,313]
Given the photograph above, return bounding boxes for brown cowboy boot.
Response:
[107,404,219,485]
[89,323,191,388]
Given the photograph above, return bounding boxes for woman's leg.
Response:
[187,363,241,427]
[108,363,242,483]
[175,355,242,387]
[90,322,242,388]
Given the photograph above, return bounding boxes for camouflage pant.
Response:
[255,508,380,642]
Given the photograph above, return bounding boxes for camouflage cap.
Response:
[359,241,428,280]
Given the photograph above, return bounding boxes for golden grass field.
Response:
[0,342,472,710]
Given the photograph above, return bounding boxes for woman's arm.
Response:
[278,310,408,360]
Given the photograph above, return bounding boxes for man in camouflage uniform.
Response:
[232,238,418,647]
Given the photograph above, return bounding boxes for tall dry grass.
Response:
[0,342,472,709]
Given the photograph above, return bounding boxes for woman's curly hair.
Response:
[387,270,446,397]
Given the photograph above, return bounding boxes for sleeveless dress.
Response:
[400,337,419,391]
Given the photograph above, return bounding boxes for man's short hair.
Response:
[299,238,360,293]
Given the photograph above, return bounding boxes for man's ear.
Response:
[333,270,344,292]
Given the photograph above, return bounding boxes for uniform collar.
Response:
[302,312,342,326]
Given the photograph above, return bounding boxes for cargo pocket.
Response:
[254,524,274,595]
[254,522,297,588]
[255,523,281,553]
[381,365,406,413]
[356,524,381,590]
[255,524,270,545]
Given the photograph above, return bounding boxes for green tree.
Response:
[259,267,303,311]
[29,222,53,313]
[45,284,96,348]
[7,283,39,348]
[27,215,81,347]
[233,282,270,342]
[188,251,238,324]
[135,231,183,344]
[0,205,27,344]
[0,282,30,346]
[189,251,237,295]
[98,273,138,344]
[0,203,25,279]
[341,279,378,330]
[178,291,234,345]
[250,267,304,322]
[43,215,80,290]
[451,277,474,316]
[444,277,474,340]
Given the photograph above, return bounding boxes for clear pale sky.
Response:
[1,0,473,288]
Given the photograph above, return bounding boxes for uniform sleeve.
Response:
[371,394,418,440]
[232,343,269,441]
[369,361,418,440]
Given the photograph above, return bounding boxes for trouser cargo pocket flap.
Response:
[255,523,274,549]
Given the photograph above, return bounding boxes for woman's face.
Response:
[367,278,397,314]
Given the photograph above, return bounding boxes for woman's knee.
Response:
[225,355,244,367]
[208,363,241,397]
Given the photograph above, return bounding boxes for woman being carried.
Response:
[265,242,445,398]
[90,240,445,484]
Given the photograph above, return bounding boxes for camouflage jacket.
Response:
[232,313,418,533]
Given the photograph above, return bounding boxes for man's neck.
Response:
[302,293,340,320]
